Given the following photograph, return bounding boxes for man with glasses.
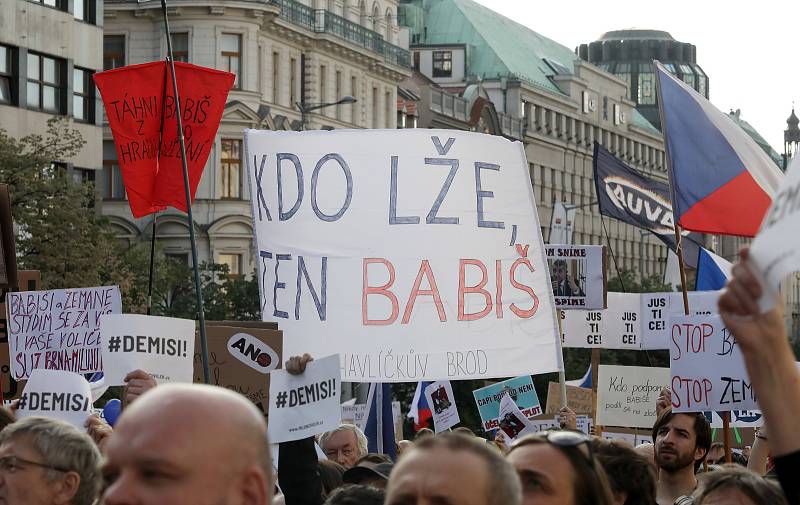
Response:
[552,259,584,297]
[0,416,102,505]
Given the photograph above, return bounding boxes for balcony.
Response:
[271,0,410,68]
[430,88,468,122]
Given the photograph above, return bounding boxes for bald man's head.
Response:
[103,384,271,505]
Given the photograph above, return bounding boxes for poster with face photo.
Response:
[546,245,606,310]
[424,380,460,433]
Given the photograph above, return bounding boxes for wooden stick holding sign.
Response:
[591,348,602,436]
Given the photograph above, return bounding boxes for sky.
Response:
[472,0,799,156]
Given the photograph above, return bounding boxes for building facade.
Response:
[101,0,411,275]
[0,0,104,178]
[400,0,670,279]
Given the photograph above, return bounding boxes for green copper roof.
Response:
[727,112,783,168]
[631,109,660,134]
[411,0,580,96]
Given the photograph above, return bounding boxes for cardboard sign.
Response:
[546,244,606,309]
[596,365,669,428]
[750,154,800,311]
[267,354,341,443]
[246,129,561,382]
[498,393,537,440]
[424,380,460,432]
[100,314,195,385]
[640,291,720,350]
[561,292,640,349]
[669,314,756,412]
[6,286,122,380]
[545,382,594,414]
[472,375,541,431]
[17,369,92,428]
[0,271,41,401]
[193,324,283,416]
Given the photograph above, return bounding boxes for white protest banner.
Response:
[561,292,640,349]
[100,314,195,385]
[546,245,606,310]
[17,369,92,428]
[6,286,122,380]
[267,354,341,443]
[341,403,367,429]
[498,393,537,440]
[246,129,561,382]
[424,380,460,432]
[749,154,800,311]
[640,291,720,350]
[597,365,669,428]
[528,414,593,435]
[669,314,756,413]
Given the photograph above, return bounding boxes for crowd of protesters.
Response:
[0,246,798,504]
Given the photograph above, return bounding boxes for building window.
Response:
[679,64,695,89]
[290,57,297,106]
[172,33,189,62]
[103,141,125,200]
[220,139,242,199]
[371,86,378,128]
[218,253,242,277]
[26,53,63,113]
[350,75,358,123]
[103,35,125,71]
[221,33,241,89]
[637,65,655,105]
[413,51,420,71]
[72,67,92,122]
[432,51,452,78]
[31,0,66,10]
[335,70,342,120]
[319,65,326,104]
[166,252,189,265]
[385,91,391,128]
[272,51,280,104]
[73,0,94,22]
[0,45,13,105]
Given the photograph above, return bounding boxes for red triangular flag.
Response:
[94,61,234,218]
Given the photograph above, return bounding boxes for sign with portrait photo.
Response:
[546,245,606,310]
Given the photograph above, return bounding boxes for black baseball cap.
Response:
[342,462,394,484]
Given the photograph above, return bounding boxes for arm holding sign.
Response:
[719,247,800,503]
[747,426,770,476]
[85,415,113,453]
[122,369,158,408]
[278,354,324,505]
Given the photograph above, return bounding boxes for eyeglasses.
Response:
[542,430,596,470]
[0,455,71,474]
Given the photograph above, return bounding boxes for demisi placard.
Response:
[246,129,561,382]
[546,245,606,310]
[669,314,757,412]
[6,286,122,380]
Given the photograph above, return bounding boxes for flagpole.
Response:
[147,215,157,315]
[376,383,384,454]
[160,0,211,384]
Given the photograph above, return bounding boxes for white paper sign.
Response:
[17,369,92,428]
[640,291,720,350]
[597,365,670,428]
[498,393,536,440]
[546,244,606,310]
[268,354,341,443]
[424,380,460,432]
[246,129,561,381]
[6,286,122,380]
[669,314,756,412]
[750,154,800,311]
[561,292,640,349]
[100,314,196,385]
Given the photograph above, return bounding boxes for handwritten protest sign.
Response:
[545,382,594,414]
[194,324,283,416]
[529,413,593,435]
[246,129,561,381]
[472,375,541,431]
[669,314,756,412]
[546,245,606,309]
[100,314,195,385]
[749,154,800,311]
[6,286,122,380]
[498,393,536,440]
[341,401,403,440]
[561,292,640,349]
[597,365,669,428]
[424,380,460,432]
[640,291,720,349]
[17,369,92,428]
[267,354,341,443]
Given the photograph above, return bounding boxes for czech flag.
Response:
[695,247,732,291]
[655,61,783,237]
[407,381,433,431]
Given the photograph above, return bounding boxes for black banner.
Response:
[592,143,700,266]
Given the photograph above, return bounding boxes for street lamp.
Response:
[296,96,357,131]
